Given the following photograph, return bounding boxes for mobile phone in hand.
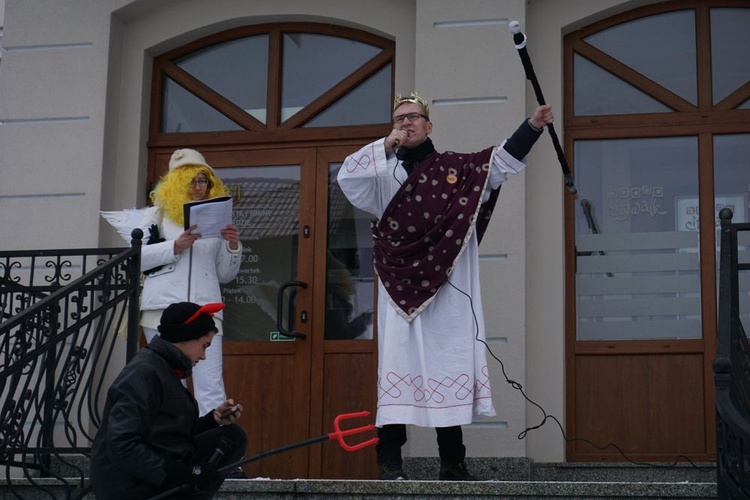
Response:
[220,405,239,419]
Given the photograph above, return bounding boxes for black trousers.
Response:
[376,424,466,464]
[162,423,248,500]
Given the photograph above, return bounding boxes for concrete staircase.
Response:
[2,457,717,499]
[215,458,716,499]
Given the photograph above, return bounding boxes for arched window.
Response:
[150,23,394,142]
[567,2,750,340]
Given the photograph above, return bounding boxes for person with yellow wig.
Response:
[139,148,242,419]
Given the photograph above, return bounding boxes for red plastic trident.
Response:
[221,411,379,465]
[327,411,379,451]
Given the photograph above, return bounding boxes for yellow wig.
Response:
[150,165,231,226]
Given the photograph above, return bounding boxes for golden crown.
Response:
[393,91,430,117]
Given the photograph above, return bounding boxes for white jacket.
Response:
[139,215,242,320]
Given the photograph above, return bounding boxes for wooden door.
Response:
[565,139,715,462]
[201,147,379,479]
[306,146,379,479]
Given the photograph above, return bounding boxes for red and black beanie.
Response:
[157,302,225,343]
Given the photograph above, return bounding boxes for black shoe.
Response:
[378,459,409,480]
[439,461,476,481]
[225,466,247,479]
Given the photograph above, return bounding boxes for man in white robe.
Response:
[337,91,553,480]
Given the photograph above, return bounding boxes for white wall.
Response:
[0,0,116,249]
[524,0,662,462]
[407,0,529,459]
[0,0,661,465]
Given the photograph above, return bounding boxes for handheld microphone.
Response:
[393,130,409,156]
[208,436,232,465]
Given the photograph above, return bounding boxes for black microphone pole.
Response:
[509,20,578,197]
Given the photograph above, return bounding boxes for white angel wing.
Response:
[100,206,161,243]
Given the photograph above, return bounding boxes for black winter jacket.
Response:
[91,336,219,499]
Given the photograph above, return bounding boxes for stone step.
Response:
[3,476,718,499]
[219,478,717,499]
[531,461,716,484]
[4,457,717,499]
[405,457,715,484]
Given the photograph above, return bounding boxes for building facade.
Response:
[1,0,748,476]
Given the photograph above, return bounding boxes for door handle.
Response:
[276,280,308,339]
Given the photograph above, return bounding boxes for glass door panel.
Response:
[714,133,750,322]
[574,136,702,341]
[325,162,375,340]
[219,164,301,342]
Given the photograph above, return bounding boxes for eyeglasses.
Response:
[392,113,428,124]
[190,179,209,187]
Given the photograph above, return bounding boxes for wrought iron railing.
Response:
[0,230,142,499]
[715,208,750,499]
